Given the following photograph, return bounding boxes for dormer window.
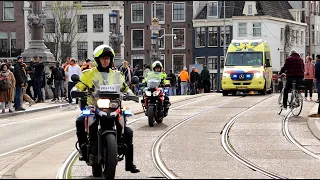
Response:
[248,5,252,15]
[207,1,218,18]
[296,11,301,22]
[243,1,257,16]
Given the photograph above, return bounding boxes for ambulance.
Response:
[221,39,273,96]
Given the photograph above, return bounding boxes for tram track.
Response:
[56,94,220,179]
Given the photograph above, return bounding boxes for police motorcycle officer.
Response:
[142,61,171,117]
[72,45,140,173]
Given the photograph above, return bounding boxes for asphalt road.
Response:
[0,94,208,178]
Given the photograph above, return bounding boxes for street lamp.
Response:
[109,10,117,24]
[151,34,157,46]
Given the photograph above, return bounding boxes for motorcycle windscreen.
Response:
[147,76,162,88]
[91,71,125,97]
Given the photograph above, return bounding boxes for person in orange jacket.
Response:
[179,67,189,95]
[81,59,92,71]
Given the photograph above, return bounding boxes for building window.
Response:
[220,56,225,68]
[172,28,185,49]
[172,54,185,74]
[195,27,206,47]
[301,31,304,45]
[195,57,206,65]
[248,5,253,15]
[60,18,71,33]
[280,52,284,67]
[132,29,144,50]
[207,1,218,17]
[45,42,56,57]
[252,23,261,36]
[220,26,231,47]
[207,56,218,70]
[151,3,165,23]
[172,2,185,22]
[317,2,319,13]
[159,29,165,49]
[131,3,144,23]
[208,26,218,46]
[77,42,88,60]
[61,42,71,59]
[132,55,144,68]
[312,1,315,14]
[291,30,295,44]
[45,19,55,33]
[93,14,103,32]
[3,1,14,21]
[238,23,247,37]
[280,28,284,43]
[78,15,87,33]
[296,31,299,45]
[0,32,8,57]
[10,32,16,57]
[160,54,165,70]
[311,30,315,45]
[93,41,103,51]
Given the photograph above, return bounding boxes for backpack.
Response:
[0,74,12,91]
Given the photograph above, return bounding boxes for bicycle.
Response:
[277,75,304,116]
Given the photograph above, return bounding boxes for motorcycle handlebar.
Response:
[123,95,140,103]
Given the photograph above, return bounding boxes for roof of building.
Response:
[195,1,294,21]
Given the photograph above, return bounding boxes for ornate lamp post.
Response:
[109,10,123,67]
[22,1,54,62]
[150,34,161,62]
[21,1,55,99]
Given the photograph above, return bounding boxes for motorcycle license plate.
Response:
[100,85,116,92]
[236,86,247,89]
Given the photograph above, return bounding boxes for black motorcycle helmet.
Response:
[93,45,115,72]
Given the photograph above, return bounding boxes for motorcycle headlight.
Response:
[153,90,160,96]
[254,72,263,78]
[97,99,110,108]
[145,91,152,96]
[223,73,230,77]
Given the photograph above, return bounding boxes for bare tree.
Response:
[44,1,84,63]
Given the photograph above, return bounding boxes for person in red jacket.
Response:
[279,49,305,110]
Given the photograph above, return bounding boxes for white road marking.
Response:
[0,111,77,128]
[0,128,76,158]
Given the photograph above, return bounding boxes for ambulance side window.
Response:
[265,51,271,67]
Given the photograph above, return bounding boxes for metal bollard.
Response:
[272,80,276,93]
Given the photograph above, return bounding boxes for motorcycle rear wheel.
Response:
[101,134,118,179]
[148,106,155,127]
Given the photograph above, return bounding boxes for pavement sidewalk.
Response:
[308,102,320,140]
[0,100,70,119]
[13,93,210,179]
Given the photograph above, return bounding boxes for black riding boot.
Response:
[125,145,140,173]
[163,101,171,117]
[76,132,87,161]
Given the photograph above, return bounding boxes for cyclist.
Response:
[278,49,305,110]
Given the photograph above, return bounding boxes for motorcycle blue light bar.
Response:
[232,74,238,78]
[82,109,91,115]
[246,74,251,78]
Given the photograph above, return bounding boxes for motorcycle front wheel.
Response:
[101,134,118,179]
[148,106,155,127]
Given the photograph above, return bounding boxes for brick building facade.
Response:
[0,1,24,60]
[124,1,193,74]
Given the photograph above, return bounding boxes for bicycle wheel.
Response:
[291,92,303,116]
[277,91,284,115]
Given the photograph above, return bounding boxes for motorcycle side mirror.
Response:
[71,74,80,82]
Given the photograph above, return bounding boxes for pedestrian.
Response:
[0,63,15,113]
[13,55,27,111]
[200,65,211,93]
[47,66,56,101]
[120,61,132,85]
[315,55,320,103]
[304,56,315,101]
[21,63,35,106]
[167,69,177,96]
[189,67,199,95]
[52,62,65,102]
[32,56,45,102]
[179,67,189,95]
[143,64,151,78]
[25,58,35,100]
[81,59,92,71]
[65,58,82,107]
